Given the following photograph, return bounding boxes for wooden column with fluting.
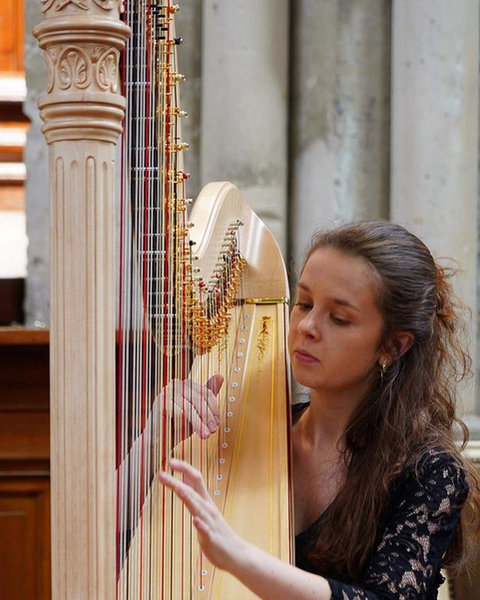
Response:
[33,2,129,598]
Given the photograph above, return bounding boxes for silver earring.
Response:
[380,360,387,386]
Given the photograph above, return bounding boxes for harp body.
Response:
[118,181,292,599]
[35,0,293,598]
[179,184,293,599]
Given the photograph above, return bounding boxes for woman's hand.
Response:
[158,374,224,440]
[159,458,249,572]
[160,459,333,600]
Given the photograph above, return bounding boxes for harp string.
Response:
[117,1,194,596]
[118,2,255,597]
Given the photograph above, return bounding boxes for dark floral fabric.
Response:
[295,444,468,599]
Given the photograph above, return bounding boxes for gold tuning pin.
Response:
[173,142,189,152]
[170,107,188,118]
[228,219,244,228]
[176,198,193,211]
[166,39,183,47]
[167,169,189,183]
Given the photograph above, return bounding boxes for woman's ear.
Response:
[390,331,414,363]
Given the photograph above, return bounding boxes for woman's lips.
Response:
[294,349,319,364]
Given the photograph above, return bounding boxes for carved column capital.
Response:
[34,8,129,143]
[40,0,123,13]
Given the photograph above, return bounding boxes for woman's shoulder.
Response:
[392,447,469,510]
[414,447,466,481]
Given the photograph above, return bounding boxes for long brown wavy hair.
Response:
[302,220,480,581]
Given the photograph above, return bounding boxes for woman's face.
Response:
[288,247,386,400]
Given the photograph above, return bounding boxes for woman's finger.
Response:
[159,470,215,521]
[192,515,211,539]
[171,379,221,434]
[183,386,218,433]
[168,458,213,503]
[189,378,222,426]
[166,379,213,438]
[160,462,243,572]
[206,374,224,396]
[172,395,210,439]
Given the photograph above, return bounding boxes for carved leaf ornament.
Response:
[41,0,121,11]
[58,48,92,90]
[44,44,119,93]
[97,50,118,92]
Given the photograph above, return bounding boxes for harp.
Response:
[35,0,292,598]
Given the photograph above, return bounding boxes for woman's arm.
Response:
[160,451,468,600]
[118,376,223,538]
[230,544,333,600]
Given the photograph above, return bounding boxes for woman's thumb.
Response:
[206,374,224,396]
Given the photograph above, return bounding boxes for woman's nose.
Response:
[298,310,321,339]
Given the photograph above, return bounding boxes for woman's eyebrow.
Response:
[332,298,360,312]
[297,281,360,312]
[297,281,310,292]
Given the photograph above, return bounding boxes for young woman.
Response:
[160,221,480,599]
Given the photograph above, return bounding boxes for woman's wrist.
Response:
[224,536,258,579]
[226,540,332,600]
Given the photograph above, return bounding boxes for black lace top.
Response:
[293,406,469,599]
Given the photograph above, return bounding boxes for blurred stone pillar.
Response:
[200,0,289,253]
[391,0,479,419]
[24,1,49,325]
[176,0,202,199]
[289,0,391,271]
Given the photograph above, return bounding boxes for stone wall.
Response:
[25,0,480,425]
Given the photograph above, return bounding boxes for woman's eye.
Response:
[331,315,349,326]
[295,302,311,311]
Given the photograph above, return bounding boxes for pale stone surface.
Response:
[290,0,391,271]
[176,0,202,200]
[391,0,479,415]
[24,0,49,326]
[200,0,289,253]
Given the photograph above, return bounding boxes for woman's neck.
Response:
[299,389,363,451]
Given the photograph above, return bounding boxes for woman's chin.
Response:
[292,368,319,390]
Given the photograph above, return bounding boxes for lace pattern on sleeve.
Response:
[327,451,468,600]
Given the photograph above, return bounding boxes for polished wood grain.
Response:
[0,0,24,73]
[0,328,51,600]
